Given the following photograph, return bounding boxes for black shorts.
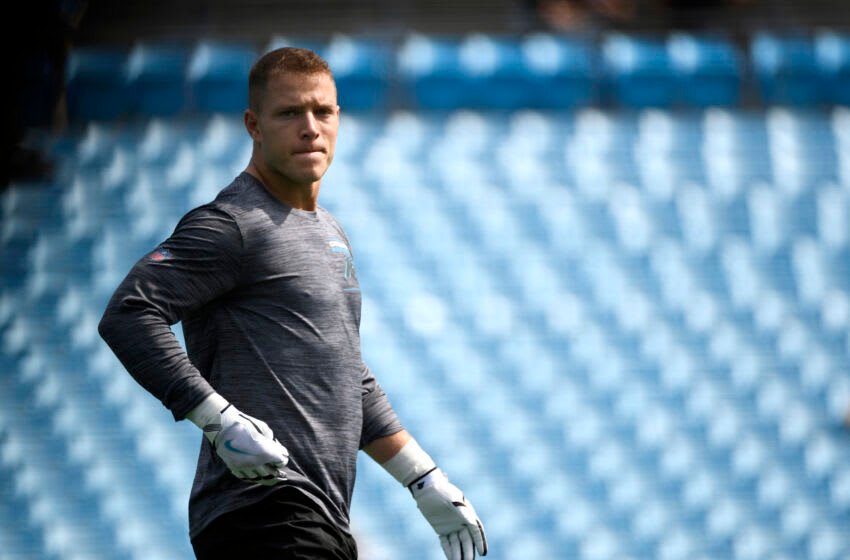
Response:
[191,486,358,560]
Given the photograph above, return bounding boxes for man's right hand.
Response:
[187,393,289,485]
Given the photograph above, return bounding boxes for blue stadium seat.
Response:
[602,33,676,108]
[0,507,43,560]
[751,32,824,106]
[830,465,850,514]
[397,34,470,109]
[126,42,192,116]
[420,33,598,110]
[0,234,34,292]
[766,109,838,191]
[28,231,94,293]
[815,30,850,105]
[187,41,257,113]
[66,47,130,121]
[135,118,187,168]
[396,33,596,111]
[456,34,532,109]
[196,114,249,166]
[521,34,597,108]
[323,35,392,111]
[74,122,119,169]
[331,113,382,163]
[668,33,743,107]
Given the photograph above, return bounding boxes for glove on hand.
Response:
[382,438,488,559]
[410,468,488,560]
[188,393,289,485]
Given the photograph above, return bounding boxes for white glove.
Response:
[411,468,488,560]
[382,439,487,559]
[187,393,289,485]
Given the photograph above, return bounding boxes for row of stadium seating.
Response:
[2,104,850,559]
[63,29,850,121]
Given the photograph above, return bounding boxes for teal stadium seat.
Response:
[397,33,597,110]
[669,33,744,107]
[397,34,473,109]
[752,32,825,106]
[602,33,677,108]
[187,41,257,114]
[66,47,131,121]
[323,35,393,111]
[520,34,597,109]
[815,30,850,105]
[126,42,192,116]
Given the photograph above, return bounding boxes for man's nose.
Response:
[300,112,320,139]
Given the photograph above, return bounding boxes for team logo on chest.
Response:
[327,238,355,281]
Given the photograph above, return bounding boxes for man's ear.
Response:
[244,109,261,141]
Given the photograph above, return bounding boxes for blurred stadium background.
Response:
[4,1,850,559]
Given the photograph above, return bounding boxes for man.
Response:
[98,47,487,560]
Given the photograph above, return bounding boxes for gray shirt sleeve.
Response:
[97,206,243,420]
[360,363,404,448]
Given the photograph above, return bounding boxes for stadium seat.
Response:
[396,34,472,109]
[602,33,677,108]
[126,42,192,116]
[397,33,593,111]
[187,41,257,113]
[0,502,44,560]
[815,30,850,105]
[457,33,533,109]
[66,47,131,121]
[668,33,743,107]
[520,33,597,108]
[751,32,825,106]
[766,109,838,192]
[817,185,849,250]
[196,114,248,165]
[0,234,33,291]
[323,35,393,111]
[830,465,850,513]
[135,118,186,167]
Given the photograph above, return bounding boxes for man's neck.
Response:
[245,164,320,212]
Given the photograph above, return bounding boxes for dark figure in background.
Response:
[658,0,759,31]
[522,0,759,33]
[3,0,87,189]
[522,0,639,33]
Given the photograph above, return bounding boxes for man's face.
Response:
[247,71,340,189]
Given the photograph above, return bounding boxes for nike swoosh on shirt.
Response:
[224,439,252,455]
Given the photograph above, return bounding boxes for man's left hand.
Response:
[410,469,487,559]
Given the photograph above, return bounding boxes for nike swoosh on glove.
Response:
[187,393,289,486]
[209,405,290,485]
[410,469,488,560]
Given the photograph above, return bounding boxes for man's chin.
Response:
[301,170,326,184]
[277,165,327,186]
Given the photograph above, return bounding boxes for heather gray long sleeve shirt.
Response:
[98,172,403,538]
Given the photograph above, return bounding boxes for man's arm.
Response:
[363,429,411,463]
[98,206,288,484]
[98,206,242,418]
[358,365,487,557]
